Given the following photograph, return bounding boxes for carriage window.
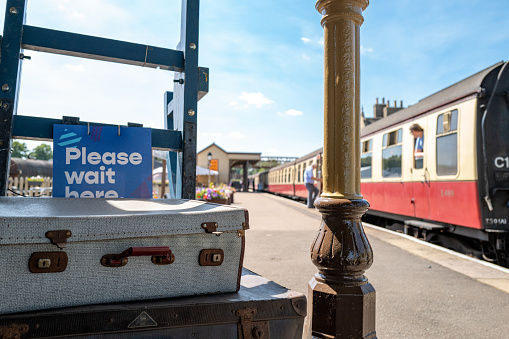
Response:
[361,139,373,179]
[436,110,458,176]
[297,165,301,182]
[382,129,402,178]
[362,139,373,152]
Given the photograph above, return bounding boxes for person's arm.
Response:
[414,137,424,158]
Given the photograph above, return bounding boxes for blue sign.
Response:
[53,125,152,198]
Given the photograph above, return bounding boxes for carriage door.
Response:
[410,120,431,219]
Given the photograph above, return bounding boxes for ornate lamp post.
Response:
[310,0,376,338]
[207,151,212,186]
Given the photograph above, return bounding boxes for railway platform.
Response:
[234,191,509,338]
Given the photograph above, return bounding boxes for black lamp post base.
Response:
[309,274,376,338]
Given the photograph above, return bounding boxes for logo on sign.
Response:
[53,125,152,198]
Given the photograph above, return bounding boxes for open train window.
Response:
[382,129,403,178]
[410,123,425,169]
[436,109,458,176]
[361,139,373,179]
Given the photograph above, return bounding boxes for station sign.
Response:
[210,159,218,171]
[53,125,152,198]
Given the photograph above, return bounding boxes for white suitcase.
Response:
[0,197,248,315]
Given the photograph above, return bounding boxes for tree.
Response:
[29,144,53,160]
[11,141,29,158]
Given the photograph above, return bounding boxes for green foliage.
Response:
[12,141,29,158]
[29,144,53,160]
[361,155,372,167]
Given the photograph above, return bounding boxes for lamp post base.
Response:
[309,197,376,339]
[309,274,376,339]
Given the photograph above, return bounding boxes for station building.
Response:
[197,143,261,188]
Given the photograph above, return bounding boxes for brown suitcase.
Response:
[0,268,306,338]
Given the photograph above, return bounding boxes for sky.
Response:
[3,0,509,158]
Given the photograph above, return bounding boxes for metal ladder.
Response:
[0,0,208,199]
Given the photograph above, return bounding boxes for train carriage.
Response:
[360,61,509,265]
[262,61,509,266]
[266,149,322,200]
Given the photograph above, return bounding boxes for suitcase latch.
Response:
[199,249,224,266]
[45,230,72,249]
[236,308,270,339]
[201,222,223,235]
[29,252,69,273]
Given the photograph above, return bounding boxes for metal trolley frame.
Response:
[0,0,209,199]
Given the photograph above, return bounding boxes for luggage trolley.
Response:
[0,1,306,338]
[0,0,207,199]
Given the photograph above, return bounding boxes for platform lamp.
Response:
[309,0,376,338]
[207,152,212,186]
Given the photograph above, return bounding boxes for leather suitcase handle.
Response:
[101,246,175,267]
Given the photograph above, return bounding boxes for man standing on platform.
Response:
[304,162,321,208]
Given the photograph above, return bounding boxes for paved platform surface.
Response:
[234,192,509,338]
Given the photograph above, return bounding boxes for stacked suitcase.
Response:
[0,268,306,338]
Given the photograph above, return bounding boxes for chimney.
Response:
[383,98,404,118]
[373,98,385,119]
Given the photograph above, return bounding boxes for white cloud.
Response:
[278,109,303,117]
[302,37,324,47]
[229,100,248,110]
[64,64,85,72]
[230,92,273,109]
[226,131,246,139]
[302,54,311,61]
[361,46,374,54]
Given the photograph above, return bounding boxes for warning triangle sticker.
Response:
[128,311,158,329]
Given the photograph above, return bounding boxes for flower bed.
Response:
[196,185,236,205]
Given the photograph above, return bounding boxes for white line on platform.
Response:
[364,222,509,275]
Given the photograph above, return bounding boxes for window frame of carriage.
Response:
[381,128,403,178]
[436,109,459,177]
[361,139,373,179]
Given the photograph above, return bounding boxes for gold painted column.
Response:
[310,1,376,338]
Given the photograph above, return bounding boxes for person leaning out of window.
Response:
[409,123,424,168]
